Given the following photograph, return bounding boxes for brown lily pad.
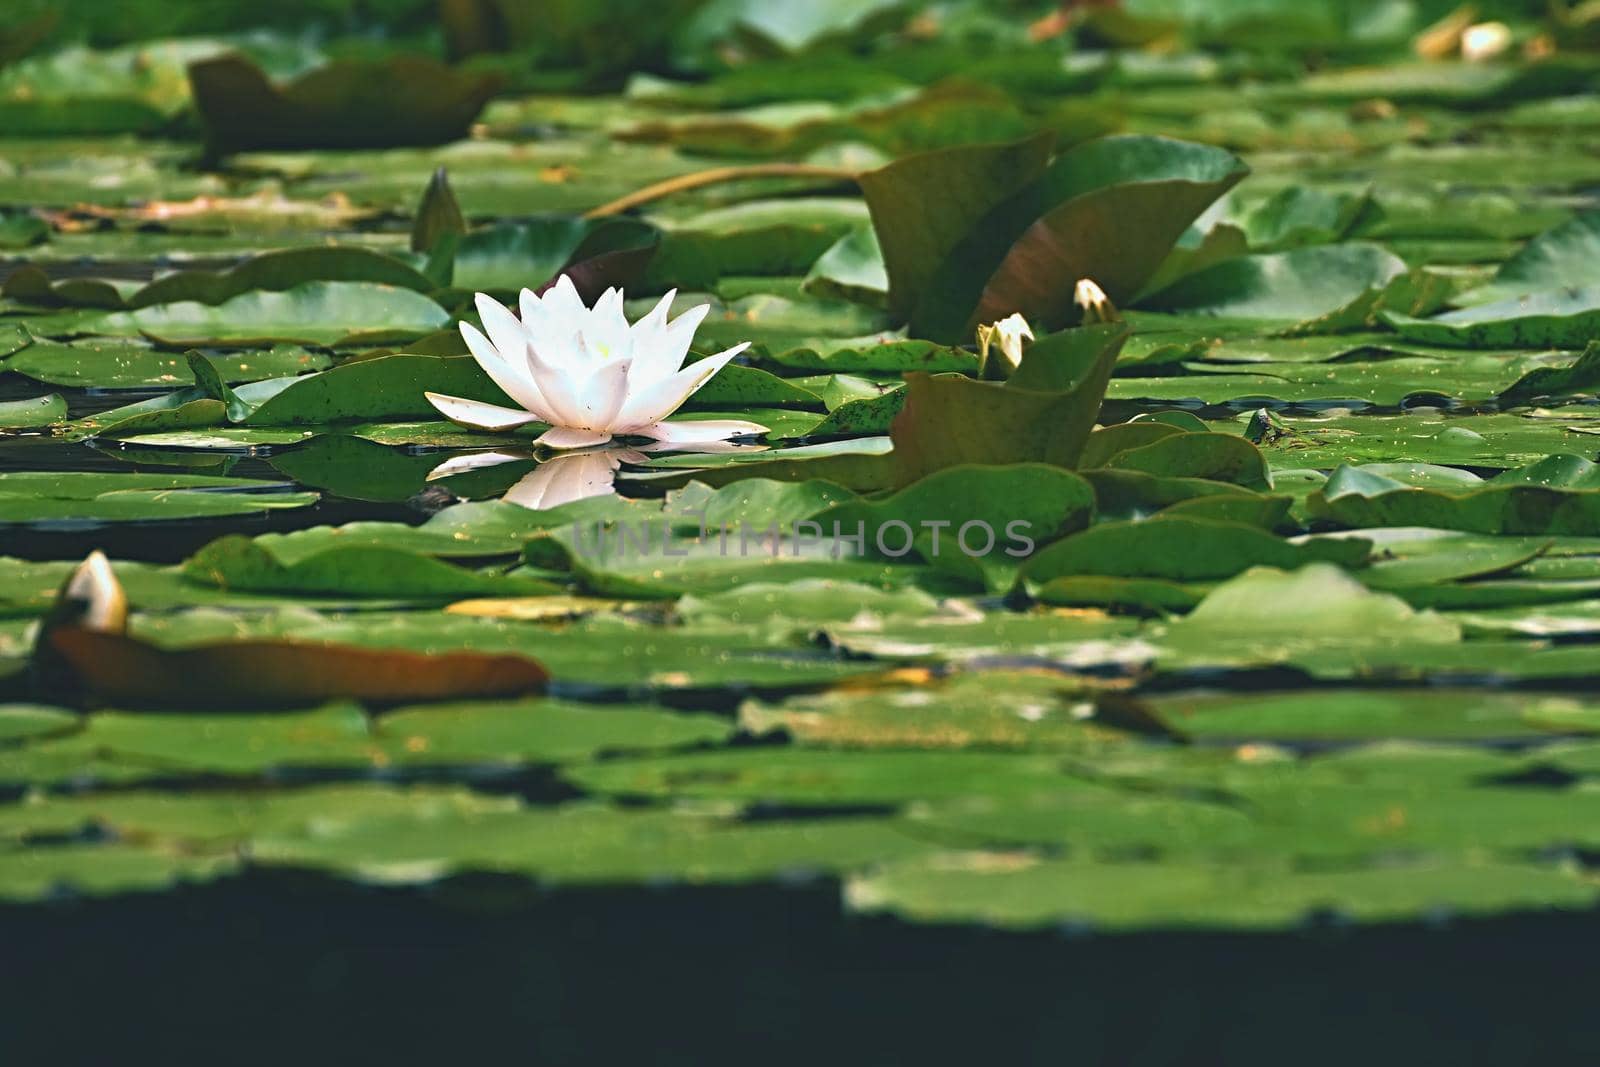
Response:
[43,626,549,709]
[188,53,500,157]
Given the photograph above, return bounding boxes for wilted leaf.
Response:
[41,626,547,709]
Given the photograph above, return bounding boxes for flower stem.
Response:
[582,164,861,219]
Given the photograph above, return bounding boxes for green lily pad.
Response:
[1142,243,1407,321]
[0,392,65,428]
[96,282,451,348]
[0,471,317,522]
[1309,456,1600,534]
[1024,517,1369,583]
[1456,210,1600,306]
[184,535,560,599]
[1384,287,1600,349]
[847,854,1596,932]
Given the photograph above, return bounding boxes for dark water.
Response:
[1,870,1592,1065]
[0,433,427,561]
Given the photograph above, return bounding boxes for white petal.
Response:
[635,419,770,445]
[426,392,543,431]
[475,293,527,364]
[535,426,614,450]
[538,274,588,341]
[502,452,620,511]
[630,289,677,340]
[526,343,590,428]
[579,355,633,431]
[593,286,629,337]
[519,276,587,363]
[613,342,748,430]
[518,286,547,334]
[459,321,551,420]
[666,301,711,336]
[426,449,532,480]
[633,302,710,389]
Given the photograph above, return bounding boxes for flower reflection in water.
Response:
[426,439,768,512]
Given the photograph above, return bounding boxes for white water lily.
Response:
[426,276,768,450]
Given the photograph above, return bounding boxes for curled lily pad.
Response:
[866,134,1247,341]
[1383,287,1600,349]
[889,323,1130,485]
[1495,342,1600,405]
[1456,210,1600,306]
[1309,456,1600,534]
[802,226,888,308]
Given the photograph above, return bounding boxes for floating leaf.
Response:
[1309,456,1600,534]
[802,226,888,307]
[41,626,548,709]
[1456,210,1600,306]
[1161,564,1462,665]
[1024,517,1369,583]
[241,354,514,426]
[184,536,559,600]
[1495,341,1600,405]
[848,854,1595,932]
[0,471,316,523]
[1142,243,1408,321]
[188,54,499,156]
[0,393,65,429]
[98,282,451,348]
[1383,287,1600,349]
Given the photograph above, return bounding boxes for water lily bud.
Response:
[1074,278,1119,324]
[1461,21,1512,61]
[62,550,128,634]
[31,549,130,703]
[977,312,1034,378]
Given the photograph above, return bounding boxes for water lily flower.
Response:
[976,312,1034,377]
[426,276,768,450]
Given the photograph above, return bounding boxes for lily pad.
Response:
[881,135,1249,341]
[189,53,499,156]
[97,282,451,348]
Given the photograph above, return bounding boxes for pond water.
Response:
[5,1,1600,1056]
